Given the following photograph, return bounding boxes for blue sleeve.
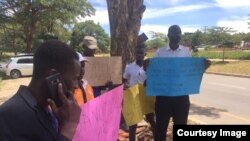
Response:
[93,87,102,97]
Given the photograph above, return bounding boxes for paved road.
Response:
[189,74,250,124]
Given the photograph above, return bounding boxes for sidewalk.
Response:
[206,71,250,78]
[209,59,250,62]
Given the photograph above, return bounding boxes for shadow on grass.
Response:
[189,103,228,119]
[212,61,230,65]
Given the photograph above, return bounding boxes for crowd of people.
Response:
[0,25,210,141]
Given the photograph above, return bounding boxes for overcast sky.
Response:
[80,0,250,36]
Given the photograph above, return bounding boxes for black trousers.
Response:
[154,96,190,141]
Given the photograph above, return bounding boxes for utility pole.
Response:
[204,26,207,33]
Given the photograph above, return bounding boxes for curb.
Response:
[205,72,250,78]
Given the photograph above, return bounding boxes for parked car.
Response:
[4,55,33,79]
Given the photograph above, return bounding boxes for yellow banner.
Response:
[122,84,155,126]
[139,84,155,115]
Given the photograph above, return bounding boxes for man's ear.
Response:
[144,52,147,57]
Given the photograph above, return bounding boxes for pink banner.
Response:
[73,85,124,141]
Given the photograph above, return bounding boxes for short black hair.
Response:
[33,40,79,79]
[168,25,181,35]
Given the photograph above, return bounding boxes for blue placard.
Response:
[146,57,205,96]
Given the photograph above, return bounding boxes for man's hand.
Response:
[104,81,114,90]
[47,83,81,140]
[205,59,211,70]
[143,58,150,71]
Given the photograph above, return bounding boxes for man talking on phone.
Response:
[0,40,81,141]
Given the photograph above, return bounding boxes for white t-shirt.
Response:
[123,62,146,87]
[155,45,191,57]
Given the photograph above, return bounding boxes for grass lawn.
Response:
[207,61,250,75]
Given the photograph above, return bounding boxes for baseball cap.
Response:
[76,52,88,62]
[137,33,148,45]
[83,36,98,50]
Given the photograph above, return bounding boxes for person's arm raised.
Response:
[143,58,150,71]
[204,59,211,70]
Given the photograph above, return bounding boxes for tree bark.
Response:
[22,0,36,53]
[11,25,17,55]
[106,0,145,70]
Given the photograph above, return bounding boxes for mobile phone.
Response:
[45,73,68,107]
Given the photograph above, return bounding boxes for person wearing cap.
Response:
[82,36,114,98]
[73,52,94,106]
[82,36,102,97]
[82,36,99,57]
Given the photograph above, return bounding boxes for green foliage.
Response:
[205,27,232,45]
[70,20,110,53]
[0,28,26,54]
[0,53,11,62]
[0,0,94,53]
[181,30,203,48]
[41,33,58,40]
[181,26,250,50]
[192,30,203,47]
[145,31,168,49]
[147,31,168,42]
[181,32,193,47]
[222,40,234,48]
[145,38,167,49]
[243,33,250,41]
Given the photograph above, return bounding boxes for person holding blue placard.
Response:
[152,25,211,141]
[123,44,156,141]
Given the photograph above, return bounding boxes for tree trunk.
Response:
[222,46,225,62]
[25,35,33,53]
[23,0,36,53]
[23,22,34,53]
[11,25,17,55]
[106,0,145,70]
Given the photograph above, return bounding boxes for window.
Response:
[17,58,33,64]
